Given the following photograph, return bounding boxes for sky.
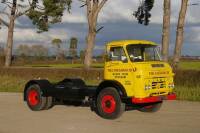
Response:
[0,0,200,56]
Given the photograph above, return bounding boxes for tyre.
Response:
[26,84,47,111]
[96,87,125,120]
[44,96,54,110]
[138,102,162,113]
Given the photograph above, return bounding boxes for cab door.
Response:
[104,46,135,96]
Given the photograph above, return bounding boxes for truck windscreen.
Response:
[126,44,161,62]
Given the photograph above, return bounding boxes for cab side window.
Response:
[109,47,127,62]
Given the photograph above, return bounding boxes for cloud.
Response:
[1,0,200,56]
[62,12,87,23]
[60,0,200,24]
[94,45,104,50]
[187,26,200,43]
[0,27,69,47]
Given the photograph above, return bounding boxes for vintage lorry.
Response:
[24,40,176,119]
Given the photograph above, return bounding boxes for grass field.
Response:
[0,60,200,101]
[179,61,200,70]
[175,86,200,101]
[0,70,200,101]
[0,75,100,92]
[0,75,27,92]
[21,61,200,70]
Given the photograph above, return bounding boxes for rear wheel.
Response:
[26,84,47,111]
[138,102,162,113]
[44,96,54,110]
[96,87,125,119]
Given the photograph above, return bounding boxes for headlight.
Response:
[145,85,151,90]
[168,83,175,88]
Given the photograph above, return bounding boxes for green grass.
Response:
[23,63,104,68]
[0,75,28,92]
[175,86,200,101]
[1,63,200,101]
[22,61,200,70]
[179,61,200,70]
[1,74,200,101]
[0,75,101,92]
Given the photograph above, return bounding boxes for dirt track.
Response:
[0,93,200,133]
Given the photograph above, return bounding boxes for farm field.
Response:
[15,61,200,70]
[179,61,200,70]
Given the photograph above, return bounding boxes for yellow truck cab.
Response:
[104,40,175,101]
[24,40,176,120]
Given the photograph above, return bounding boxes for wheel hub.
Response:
[101,95,116,114]
[28,90,39,106]
[105,101,111,108]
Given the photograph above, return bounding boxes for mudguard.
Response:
[96,80,127,98]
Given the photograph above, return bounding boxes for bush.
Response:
[0,67,103,81]
[174,70,200,101]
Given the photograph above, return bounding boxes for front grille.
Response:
[152,81,166,89]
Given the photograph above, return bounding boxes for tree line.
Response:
[15,37,79,59]
[0,0,190,69]
[0,0,72,67]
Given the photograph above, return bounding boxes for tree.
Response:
[31,44,48,59]
[80,50,85,64]
[173,0,188,68]
[133,0,154,25]
[16,44,48,59]
[0,16,8,29]
[0,44,4,64]
[69,37,78,57]
[0,44,4,56]
[52,38,63,60]
[0,0,72,67]
[69,37,78,63]
[161,0,171,62]
[27,0,72,33]
[81,0,108,69]
[0,0,38,67]
[16,44,31,58]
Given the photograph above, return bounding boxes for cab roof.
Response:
[107,40,157,47]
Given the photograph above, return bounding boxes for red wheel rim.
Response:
[28,89,39,106]
[101,95,116,114]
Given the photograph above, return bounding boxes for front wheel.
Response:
[138,102,162,113]
[96,87,125,120]
[26,84,47,111]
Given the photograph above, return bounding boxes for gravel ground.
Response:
[0,93,200,133]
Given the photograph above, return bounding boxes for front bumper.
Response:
[132,93,176,104]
